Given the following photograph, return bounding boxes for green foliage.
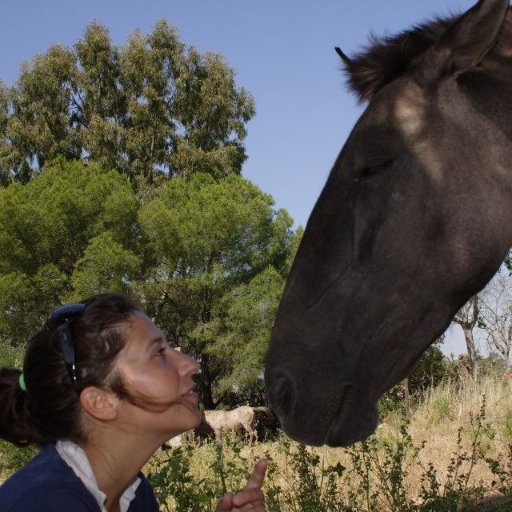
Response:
[0,341,23,368]
[214,267,285,395]
[476,353,509,378]
[0,162,297,407]
[3,379,512,510]
[148,435,256,512]
[418,400,491,511]
[408,344,447,393]
[0,14,294,413]
[278,441,347,512]
[0,442,38,480]
[70,232,142,298]
[427,395,452,425]
[369,423,422,512]
[138,173,295,407]
[486,444,512,497]
[0,21,254,188]
[149,445,215,512]
[0,159,139,343]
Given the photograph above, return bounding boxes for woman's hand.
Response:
[216,459,267,512]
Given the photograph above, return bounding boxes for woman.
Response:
[0,293,267,511]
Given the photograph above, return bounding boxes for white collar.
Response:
[56,440,141,512]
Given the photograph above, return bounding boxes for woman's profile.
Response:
[0,293,266,511]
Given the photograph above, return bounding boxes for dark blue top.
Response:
[0,444,159,511]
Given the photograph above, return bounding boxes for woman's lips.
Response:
[183,386,199,405]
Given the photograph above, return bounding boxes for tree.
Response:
[0,20,299,411]
[0,159,140,343]
[0,21,254,188]
[138,173,296,408]
[449,260,512,378]
[0,45,80,183]
[212,266,285,397]
[0,163,299,408]
[478,268,512,365]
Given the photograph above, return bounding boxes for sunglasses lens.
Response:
[49,303,86,327]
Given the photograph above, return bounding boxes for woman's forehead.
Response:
[121,312,165,355]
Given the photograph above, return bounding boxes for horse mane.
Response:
[343,9,512,102]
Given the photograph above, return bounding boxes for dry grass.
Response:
[382,375,512,498]
[146,374,512,510]
[342,375,510,506]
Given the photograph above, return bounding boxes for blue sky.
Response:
[0,0,479,355]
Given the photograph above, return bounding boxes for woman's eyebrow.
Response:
[145,336,165,352]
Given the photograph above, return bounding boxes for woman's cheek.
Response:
[124,365,179,399]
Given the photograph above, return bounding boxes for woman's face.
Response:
[114,312,201,438]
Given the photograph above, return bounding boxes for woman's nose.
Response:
[174,348,200,374]
[188,355,201,374]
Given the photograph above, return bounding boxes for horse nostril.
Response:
[269,371,296,419]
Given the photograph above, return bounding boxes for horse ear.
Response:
[335,47,353,67]
[417,0,509,83]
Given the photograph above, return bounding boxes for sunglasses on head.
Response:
[48,303,87,392]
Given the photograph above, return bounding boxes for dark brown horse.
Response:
[264,0,512,447]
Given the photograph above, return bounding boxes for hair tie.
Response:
[19,373,27,391]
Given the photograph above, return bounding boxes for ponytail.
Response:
[0,368,38,446]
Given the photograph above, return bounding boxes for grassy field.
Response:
[2,374,512,511]
[147,374,512,511]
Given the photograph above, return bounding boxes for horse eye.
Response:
[356,159,393,182]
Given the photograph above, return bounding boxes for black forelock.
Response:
[341,7,512,103]
[341,14,457,103]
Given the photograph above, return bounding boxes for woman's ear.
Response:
[80,386,119,421]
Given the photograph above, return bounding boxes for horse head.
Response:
[265,0,512,447]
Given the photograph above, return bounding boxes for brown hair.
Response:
[0,293,141,446]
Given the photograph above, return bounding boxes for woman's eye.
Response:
[157,347,166,357]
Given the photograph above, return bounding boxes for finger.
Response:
[235,505,265,512]
[216,492,234,512]
[243,459,267,490]
[239,501,266,512]
[231,488,265,508]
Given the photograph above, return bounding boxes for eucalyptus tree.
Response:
[0,21,254,188]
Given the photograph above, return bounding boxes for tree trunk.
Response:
[453,295,480,382]
[462,326,478,381]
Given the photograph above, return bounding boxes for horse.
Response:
[264,0,512,447]
[202,406,273,445]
